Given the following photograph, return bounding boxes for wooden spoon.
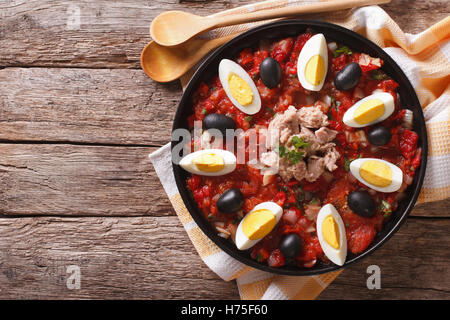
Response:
[150,0,391,47]
[141,35,234,83]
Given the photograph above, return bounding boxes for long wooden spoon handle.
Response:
[211,0,391,28]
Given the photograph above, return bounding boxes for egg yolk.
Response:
[305,55,325,85]
[354,99,385,124]
[228,73,253,106]
[360,160,393,187]
[242,209,276,240]
[192,153,225,172]
[322,215,340,250]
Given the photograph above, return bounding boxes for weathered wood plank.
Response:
[0,144,176,216]
[0,216,447,299]
[411,199,450,218]
[0,0,448,68]
[0,216,239,299]
[0,68,178,145]
[0,0,251,68]
[0,143,447,217]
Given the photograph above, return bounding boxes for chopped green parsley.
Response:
[333,45,353,57]
[292,136,310,149]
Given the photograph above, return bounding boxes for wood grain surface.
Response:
[0,68,176,145]
[0,141,446,218]
[0,0,448,299]
[0,216,448,299]
[1,0,448,68]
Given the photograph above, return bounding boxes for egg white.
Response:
[343,92,395,128]
[297,33,329,91]
[235,201,283,250]
[179,149,236,176]
[316,204,347,266]
[349,158,403,193]
[218,59,261,115]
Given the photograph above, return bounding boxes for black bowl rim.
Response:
[171,19,428,276]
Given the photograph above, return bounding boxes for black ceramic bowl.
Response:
[171,20,427,276]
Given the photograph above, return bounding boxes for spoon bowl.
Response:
[141,35,233,83]
[150,11,209,48]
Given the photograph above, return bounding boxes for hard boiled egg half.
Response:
[179,149,236,176]
[297,33,328,91]
[350,158,403,193]
[235,202,283,250]
[343,92,395,128]
[219,59,261,115]
[316,204,347,266]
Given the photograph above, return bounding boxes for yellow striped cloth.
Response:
[150,0,450,299]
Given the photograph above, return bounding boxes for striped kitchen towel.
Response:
[149,0,450,299]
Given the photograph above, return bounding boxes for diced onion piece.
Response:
[201,130,212,149]
[404,172,414,185]
[218,232,230,239]
[328,42,338,51]
[247,159,264,169]
[402,109,414,129]
[283,209,298,225]
[303,259,317,268]
[304,204,321,222]
[353,87,365,100]
[216,226,231,236]
[322,94,332,106]
[359,53,381,67]
[262,173,275,186]
[228,223,237,242]
[214,221,225,228]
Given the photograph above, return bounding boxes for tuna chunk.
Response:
[278,158,307,182]
[323,147,340,171]
[305,156,325,182]
[260,104,340,183]
[267,105,299,148]
[260,151,279,168]
[315,127,338,144]
[298,126,316,143]
[297,106,329,128]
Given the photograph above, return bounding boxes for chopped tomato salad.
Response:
[183,32,421,269]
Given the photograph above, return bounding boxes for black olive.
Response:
[259,57,282,89]
[334,62,362,91]
[279,234,302,260]
[216,189,244,213]
[368,125,392,146]
[347,191,376,218]
[203,113,235,136]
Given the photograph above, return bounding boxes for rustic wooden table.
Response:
[0,0,449,300]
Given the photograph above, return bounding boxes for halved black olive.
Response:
[203,113,235,136]
[334,62,362,91]
[259,57,282,89]
[368,125,392,146]
[279,234,302,260]
[347,191,376,218]
[216,188,244,213]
